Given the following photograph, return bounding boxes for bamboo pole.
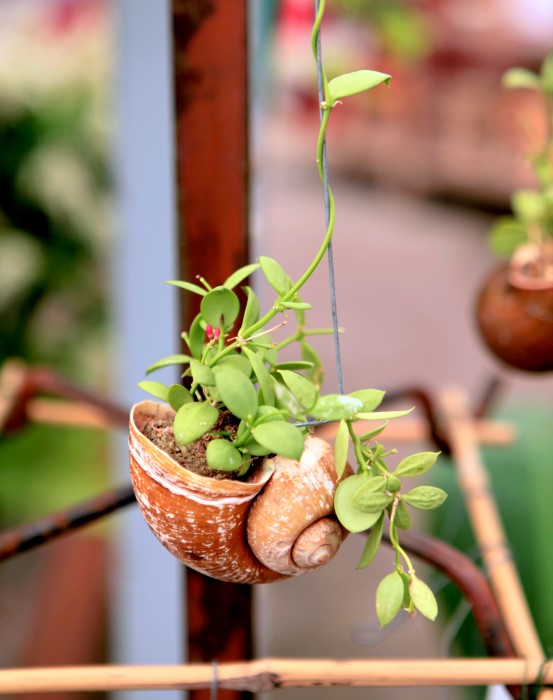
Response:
[0,658,549,694]
[440,387,553,700]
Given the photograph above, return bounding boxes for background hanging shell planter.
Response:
[475,250,553,372]
[129,400,349,584]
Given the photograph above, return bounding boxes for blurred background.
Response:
[0,1,553,699]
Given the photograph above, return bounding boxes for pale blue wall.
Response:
[112,1,182,697]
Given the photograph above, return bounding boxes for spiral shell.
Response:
[129,401,348,584]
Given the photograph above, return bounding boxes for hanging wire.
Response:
[314,0,345,395]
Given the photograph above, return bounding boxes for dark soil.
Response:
[140,410,246,479]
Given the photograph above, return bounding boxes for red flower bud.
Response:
[205,324,214,340]
[213,327,221,340]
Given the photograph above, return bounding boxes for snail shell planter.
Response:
[476,243,553,372]
[129,400,349,584]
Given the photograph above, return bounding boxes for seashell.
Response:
[129,400,348,584]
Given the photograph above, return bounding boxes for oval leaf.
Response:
[353,489,393,514]
[206,439,243,471]
[239,286,260,333]
[165,279,207,296]
[173,402,219,445]
[334,419,349,478]
[489,217,527,257]
[187,313,206,359]
[272,377,303,417]
[167,383,193,411]
[251,422,305,460]
[395,451,440,478]
[215,367,258,420]
[402,486,447,510]
[376,571,404,627]
[409,576,438,621]
[146,354,192,375]
[394,499,411,531]
[214,354,252,377]
[273,361,314,371]
[190,359,216,386]
[259,256,292,295]
[328,70,391,102]
[334,474,385,533]
[223,263,260,290]
[200,287,240,328]
[243,347,275,406]
[356,407,414,420]
[278,370,317,410]
[310,394,363,421]
[349,389,385,412]
[138,380,169,402]
[502,67,541,91]
[357,513,384,569]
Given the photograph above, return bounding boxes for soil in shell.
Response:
[140,410,252,479]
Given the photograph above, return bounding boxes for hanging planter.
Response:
[475,53,553,373]
[476,243,553,372]
[129,400,347,584]
[129,2,445,627]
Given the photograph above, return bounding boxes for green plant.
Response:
[139,0,445,627]
[489,52,553,265]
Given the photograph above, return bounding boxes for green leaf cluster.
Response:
[490,52,553,257]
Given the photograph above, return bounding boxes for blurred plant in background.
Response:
[0,0,112,381]
[0,0,113,524]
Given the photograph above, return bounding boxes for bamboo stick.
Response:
[316,416,516,445]
[440,387,553,700]
[0,658,549,694]
[25,399,114,430]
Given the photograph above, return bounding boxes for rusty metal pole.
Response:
[171,3,253,700]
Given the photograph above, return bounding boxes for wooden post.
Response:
[171,2,252,700]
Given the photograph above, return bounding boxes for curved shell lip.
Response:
[129,400,275,495]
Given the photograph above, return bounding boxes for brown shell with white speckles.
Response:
[129,401,348,584]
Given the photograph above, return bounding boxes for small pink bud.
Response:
[205,324,214,340]
[213,327,221,340]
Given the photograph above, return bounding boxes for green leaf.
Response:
[334,474,385,533]
[394,499,411,530]
[402,486,447,510]
[353,489,393,513]
[349,389,385,413]
[215,368,259,420]
[278,370,317,410]
[200,287,240,328]
[358,421,388,442]
[272,377,303,417]
[165,279,207,296]
[489,217,527,257]
[242,346,275,407]
[395,451,440,477]
[512,189,545,223]
[409,576,438,621]
[280,301,312,310]
[251,422,305,460]
[223,263,260,290]
[300,341,324,388]
[310,394,364,421]
[167,384,193,411]
[255,405,285,423]
[214,354,252,377]
[328,70,391,102]
[386,475,401,493]
[241,436,273,456]
[138,380,169,402]
[357,513,384,569]
[273,361,314,371]
[239,286,261,333]
[206,439,243,471]
[502,67,541,91]
[187,314,206,359]
[146,354,192,375]
[259,256,292,295]
[376,571,404,627]
[356,408,414,420]
[334,420,349,478]
[173,402,219,445]
[541,53,553,94]
[190,359,216,386]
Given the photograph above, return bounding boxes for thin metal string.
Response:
[314,0,344,395]
[210,660,218,700]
